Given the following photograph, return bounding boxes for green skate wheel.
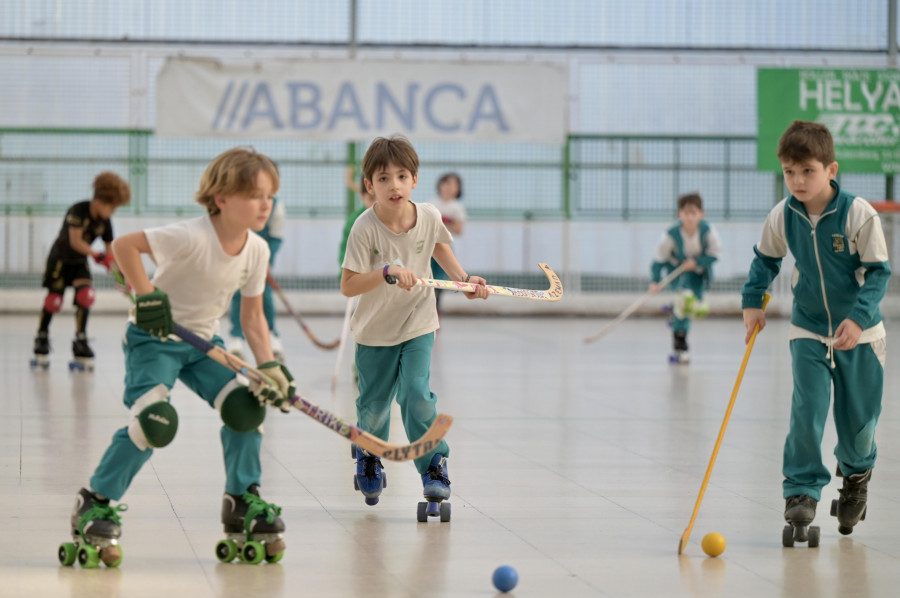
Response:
[265,550,284,564]
[58,542,77,566]
[101,545,123,567]
[215,539,238,563]
[241,541,265,565]
[77,545,101,568]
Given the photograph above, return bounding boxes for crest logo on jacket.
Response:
[832,234,846,253]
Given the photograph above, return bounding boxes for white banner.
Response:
[156,58,567,143]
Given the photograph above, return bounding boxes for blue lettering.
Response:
[327,82,369,130]
[424,84,465,132]
[241,83,284,130]
[376,82,418,130]
[468,85,509,132]
[287,82,322,130]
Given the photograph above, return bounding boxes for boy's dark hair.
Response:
[195,147,280,215]
[93,172,131,207]
[677,192,703,211]
[777,120,835,166]
[436,172,463,200]
[362,135,419,184]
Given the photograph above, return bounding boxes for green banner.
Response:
[758,68,900,173]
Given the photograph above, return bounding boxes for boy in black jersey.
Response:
[32,172,131,369]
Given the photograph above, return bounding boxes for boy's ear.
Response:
[828,161,839,179]
[411,173,418,189]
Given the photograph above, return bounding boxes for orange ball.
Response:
[701,532,726,557]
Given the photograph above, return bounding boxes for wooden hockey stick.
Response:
[677,293,770,555]
[173,322,452,462]
[584,263,688,344]
[386,262,563,302]
[109,264,450,461]
[266,272,340,350]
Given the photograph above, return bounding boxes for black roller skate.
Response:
[669,331,690,364]
[782,494,820,547]
[418,453,451,523]
[830,467,871,535]
[216,484,285,564]
[352,444,386,506]
[69,333,94,372]
[30,331,50,370]
[59,488,127,568]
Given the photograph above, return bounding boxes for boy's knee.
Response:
[215,380,266,433]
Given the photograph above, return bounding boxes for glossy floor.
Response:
[3,313,900,597]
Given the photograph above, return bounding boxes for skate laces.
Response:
[361,455,383,479]
[78,501,128,536]
[424,459,450,487]
[240,491,282,532]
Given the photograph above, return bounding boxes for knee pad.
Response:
[44,293,63,313]
[74,285,95,309]
[215,380,266,433]
[127,384,178,450]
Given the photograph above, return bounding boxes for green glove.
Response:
[134,289,174,338]
[250,362,295,413]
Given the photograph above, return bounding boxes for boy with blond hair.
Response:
[59,147,295,568]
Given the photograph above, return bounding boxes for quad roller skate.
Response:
[30,331,50,370]
[352,444,386,506]
[417,453,451,523]
[68,333,94,372]
[216,484,286,564]
[59,488,127,568]
[782,494,820,547]
[669,331,690,364]
[830,467,871,535]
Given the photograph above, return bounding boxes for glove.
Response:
[250,362,295,413]
[134,289,174,338]
[93,252,115,271]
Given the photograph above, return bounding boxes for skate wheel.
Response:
[838,525,853,535]
[417,502,428,522]
[68,361,82,372]
[808,526,820,548]
[353,476,359,491]
[216,539,238,563]
[101,545,123,567]
[364,496,379,506]
[830,499,838,517]
[440,501,451,522]
[77,544,100,568]
[782,525,794,547]
[242,540,265,565]
[266,551,285,564]
[58,542,77,566]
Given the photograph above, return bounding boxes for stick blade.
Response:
[677,531,689,555]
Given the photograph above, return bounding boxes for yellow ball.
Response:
[701,532,726,557]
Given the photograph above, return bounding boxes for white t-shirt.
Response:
[430,197,467,224]
[143,215,270,340]
[342,202,453,346]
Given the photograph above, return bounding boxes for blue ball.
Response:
[492,565,518,592]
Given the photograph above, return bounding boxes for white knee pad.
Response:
[127,384,178,451]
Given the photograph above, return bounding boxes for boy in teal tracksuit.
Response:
[650,193,722,363]
[742,120,890,538]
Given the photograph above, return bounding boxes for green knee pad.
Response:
[127,384,179,450]
[219,386,266,433]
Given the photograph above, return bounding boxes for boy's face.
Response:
[438,176,459,200]
[216,170,274,232]
[678,204,703,232]
[365,162,418,208]
[780,158,838,209]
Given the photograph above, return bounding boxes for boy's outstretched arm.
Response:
[111,232,155,295]
[432,243,488,300]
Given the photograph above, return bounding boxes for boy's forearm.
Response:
[241,296,275,364]
[111,234,154,295]
[341,268,385,297]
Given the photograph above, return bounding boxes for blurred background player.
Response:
[31,171,131,370]
[340,136,487,512]
[64,147,296,567]
[429,172,466,315]
[742,120,890,540]
[224,182,287,362]
[649,192,721,364]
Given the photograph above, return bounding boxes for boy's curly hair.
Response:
[93,172,131,206]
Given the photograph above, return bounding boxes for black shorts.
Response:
[42,256,91,293]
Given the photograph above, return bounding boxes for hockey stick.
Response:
[173,323,452,462]
[109,265,450,461]
[386,262,563,302]
[266,272,340,350]
[331,296,356,396]
[584,263,688,344]
[677,293,770,555]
